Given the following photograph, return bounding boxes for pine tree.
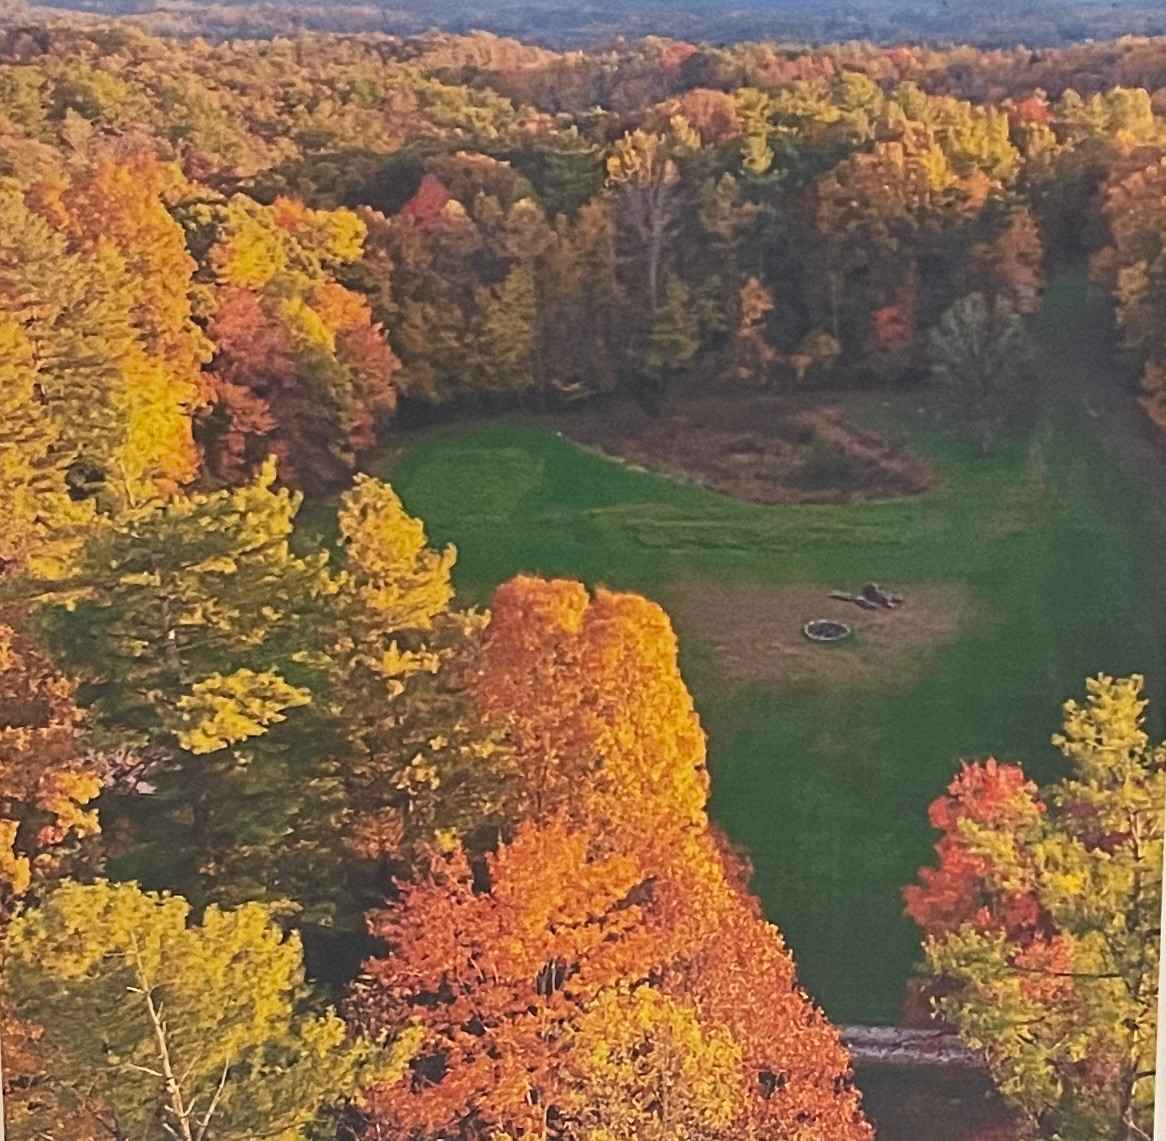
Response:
[644,274,700,408]
[30,460,339,906]
[472,264,538,396]
[328,477,515,912]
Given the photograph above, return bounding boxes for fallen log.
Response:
[840,1025,983,1071]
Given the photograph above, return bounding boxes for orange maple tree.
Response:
[351,818,871,1141]
[353,574,871,1141]
[351,819,666,1138]
[473,576,709,850]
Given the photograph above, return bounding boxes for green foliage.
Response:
[35,458,334,749]
[330,474,516,892]
[4,880,414,1141]
[918,675,1163,1140]
[645,275,700,388]
[472,264,538,394]
[27,459,339,905]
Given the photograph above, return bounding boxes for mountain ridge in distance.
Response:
[11,0,1166,47]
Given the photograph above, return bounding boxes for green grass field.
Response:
[309,273,1166,1023]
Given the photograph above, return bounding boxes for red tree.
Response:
[903,759,1046,941]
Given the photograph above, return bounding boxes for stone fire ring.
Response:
[803,618,853,643]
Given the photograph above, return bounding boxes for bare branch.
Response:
[193,1058,231,1141]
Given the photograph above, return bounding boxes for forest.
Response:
[0,7,1165,1141]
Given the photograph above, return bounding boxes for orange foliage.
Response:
[352,819,871,1141]
[673,88,742,143]
[353,819,663,1137]
[47,150,210,387]
[204,281,398,489]
[473,576,708,848]
[903,759,1046,940]
[1013,91,1054,125]
[988,209,1045,312]
[673,868,872,1138]
[25,150,208,493]
[0,625,103,921]
[204,287,289,484]
[356,574,871,1140]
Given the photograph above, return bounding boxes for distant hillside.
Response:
[10,0,1166,47]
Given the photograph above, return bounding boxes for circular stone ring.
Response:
[803,619,853,643]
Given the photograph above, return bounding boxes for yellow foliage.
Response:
[337,475,456,632]
[564,987,747,1141]
[0,820,32,899]
[177,669,313,754]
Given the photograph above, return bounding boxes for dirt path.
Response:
[1034,271,1166,498]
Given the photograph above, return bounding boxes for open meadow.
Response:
[308,272,1166,1023]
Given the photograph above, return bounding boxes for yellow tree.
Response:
[561,986,747,1141]
[5,881,413,1141]
[0,314,90,578]
[1,172,198,510]
[27,151,208,499]
[473,575,708,850]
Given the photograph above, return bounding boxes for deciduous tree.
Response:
[905,675,1162,1141]
[5,880,411,1141]
[473,576,708,852]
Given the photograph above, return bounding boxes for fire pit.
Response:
[803,618,853,643]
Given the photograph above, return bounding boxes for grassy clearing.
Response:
[305,273,1166,1023]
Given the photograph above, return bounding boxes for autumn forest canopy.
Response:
[0,6,1165,1141]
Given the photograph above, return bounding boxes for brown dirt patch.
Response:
[551,393,938,505]
[660,582,978,689]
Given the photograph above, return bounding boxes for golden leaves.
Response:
[176,668,312,754]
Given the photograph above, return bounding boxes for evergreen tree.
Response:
[30,460,339,907]
[644,274,700,409]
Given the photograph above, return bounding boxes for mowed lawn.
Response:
[309,273,1166,1023]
